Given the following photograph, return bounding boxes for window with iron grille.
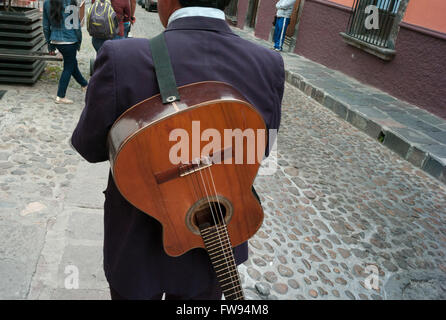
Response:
[346,0,401,49]
[340,0,410,60]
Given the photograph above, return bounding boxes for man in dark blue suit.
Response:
[71,0,284,300]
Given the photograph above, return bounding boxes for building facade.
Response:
[229,0,446,120]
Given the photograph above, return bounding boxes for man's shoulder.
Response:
[102,37,150,57]
[234,36,283,65]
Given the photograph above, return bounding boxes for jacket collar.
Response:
[167,7,225,26]
[165,16,235,35]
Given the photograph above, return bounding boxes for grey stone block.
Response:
[391,128,439,146]
[0,221,45,299]
[424,131,446,145]
[57,245,106,290]
[0,260,29,299]
[347,110,369,131]
[370,93,399,104]
[383,131,410,158]
[311,87,325,104]
[346,108,388,139]
[422,155,444,180]
[50,288,110,300]
[364,119,383,139]
[351,106,388,120]
[303,82,314,97]
[323,95,337,111]
[67,211,103,241]
[422,144,446,159]
[440,166,446,184]
[332,101,348,120]
[415,113,446,127]
[406,146,428,168]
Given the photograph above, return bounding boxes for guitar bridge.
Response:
[179,158,213,177]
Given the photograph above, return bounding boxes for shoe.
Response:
[82,86,87,93]
[55,97,74,104]
[274,48,282,52]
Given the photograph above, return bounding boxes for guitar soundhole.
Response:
[186,196,233,235]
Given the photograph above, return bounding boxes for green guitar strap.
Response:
[148,33,181,104]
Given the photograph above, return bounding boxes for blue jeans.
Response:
[273,17,291,51]
[55,44,88,98]
[92,23,131,53]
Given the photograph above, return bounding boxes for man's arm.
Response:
[42,1,56,52]
[71,41,118,163]
[130,0,136,21]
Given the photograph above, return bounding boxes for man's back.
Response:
[72,16,284,299]
[108,17,283,132]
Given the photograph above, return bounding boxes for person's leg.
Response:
[124,22,131,38]
[273,17,285,50]
[278,17,291,51]
[92,37,106,54]
[71,52,88,88]
[55,44,77,98]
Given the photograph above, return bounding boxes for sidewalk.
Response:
[231,28,446,185]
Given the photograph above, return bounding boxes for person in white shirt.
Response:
[273,0,296,51]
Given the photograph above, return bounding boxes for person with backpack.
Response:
[42,0,88,104]
[88,0,131,53]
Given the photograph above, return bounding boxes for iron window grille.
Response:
[346,0,401,49]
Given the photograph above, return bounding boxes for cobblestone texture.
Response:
[0,5,445,300]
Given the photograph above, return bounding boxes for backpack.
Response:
[87,0,118,40]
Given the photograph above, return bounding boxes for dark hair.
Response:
[50,0,78,26]
[178,0,232,10]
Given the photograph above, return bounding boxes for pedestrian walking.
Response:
[273,0,296,51]
[71,0,284,300]
[42,0,88,104]
[90,0,132,53]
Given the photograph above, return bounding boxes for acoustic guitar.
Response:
[107,81,267,300]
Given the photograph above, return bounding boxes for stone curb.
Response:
[284,70,446,185]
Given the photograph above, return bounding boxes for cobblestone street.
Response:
[0,5,445,300]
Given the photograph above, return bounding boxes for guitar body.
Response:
[108,81,266,299]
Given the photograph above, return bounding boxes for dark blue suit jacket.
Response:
[71,16,284,299]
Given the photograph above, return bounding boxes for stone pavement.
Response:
[232,28,446,185]
[0,5,445,300]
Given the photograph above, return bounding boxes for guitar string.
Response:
[200,156,237,293]
[202,156,243,299]
[187,157,228,282]
[207,168,243,299]
[186,150,241,299]
[208,175,242,299]
[195,157,235,297]
[184,162,203,231]
[186,158,238,298]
